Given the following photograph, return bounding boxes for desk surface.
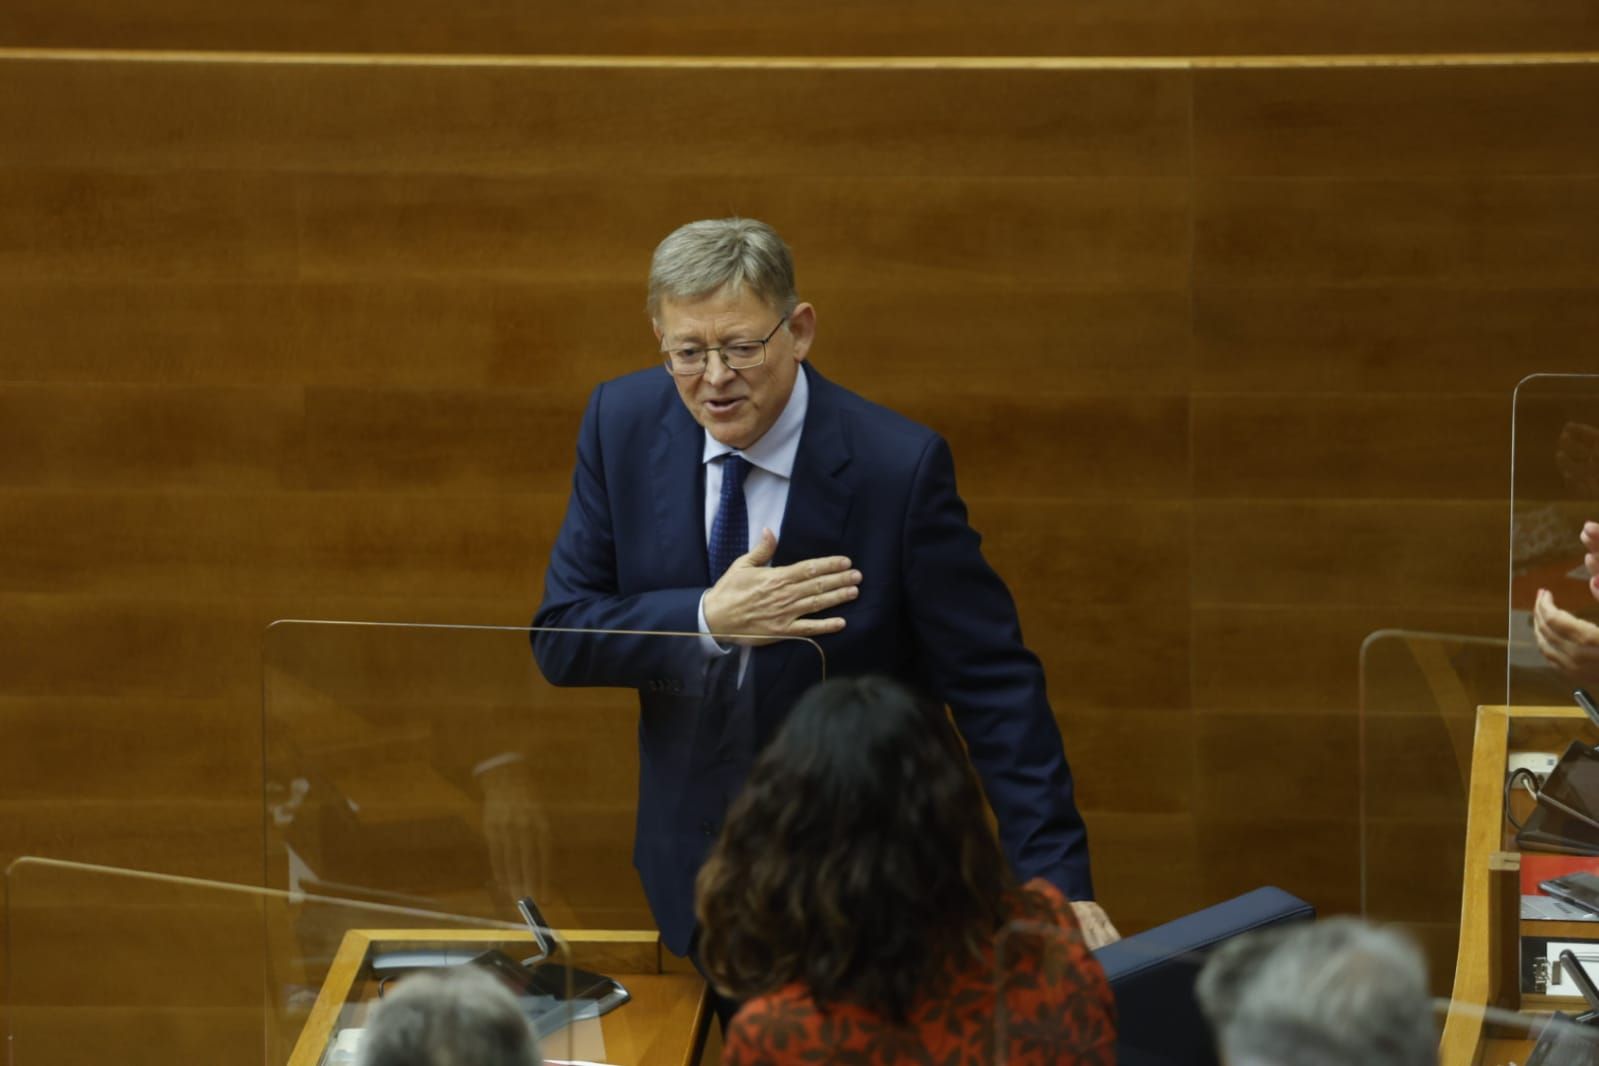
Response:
[288,928,709,1066]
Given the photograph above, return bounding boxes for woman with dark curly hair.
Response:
[695,675,1115,1065]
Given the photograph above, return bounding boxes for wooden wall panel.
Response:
[4,0,1599,56]
[0,62,1193,179]
[1194,65,1599,179]
[0,699,254,799]
[0,172,299,281]
[0,386,306,489]
[1191,605,1503,713]
[821,289,1194,398]
[290,175,1190,287]
[1192,286,1599,394]
[1192,501,1506,608]
[1192,394,1510,499]
[1195,712,1357,821]
[1087,813,1202,934]
[1064,709,1195,813]
[4,53,1598,960]
[0,493,560,600]
[1196,178,1599,288]
[1197,816,1361,914]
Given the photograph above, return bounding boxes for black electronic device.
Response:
[1526,952,1599,1066]
[368,893,631,1043]
[1543,873,1599,919]
[1563,949,1599,1025]
[1578,689,1599,732]
[469,947,631,1041]
[515,895,554,964]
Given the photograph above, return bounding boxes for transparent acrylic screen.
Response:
[4,856,573,1066]
[1358,629,1505,996]
[262,621,825,933]
[1509,373,1599,708]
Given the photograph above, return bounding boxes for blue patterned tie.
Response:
[708,454,751,583]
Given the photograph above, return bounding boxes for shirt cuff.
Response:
[697,591,734,657]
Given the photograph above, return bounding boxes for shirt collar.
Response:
[701,364,809,478]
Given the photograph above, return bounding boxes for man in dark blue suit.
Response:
[534,218,1115,957]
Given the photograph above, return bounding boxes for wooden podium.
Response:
[1441,704,1599,1065]
[286,928,711,1066]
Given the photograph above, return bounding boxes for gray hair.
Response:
[357,966,541,1066]
[647,218,798,321]
[1196,918,1437,1066]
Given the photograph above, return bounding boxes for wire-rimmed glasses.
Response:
[661,314,789,377]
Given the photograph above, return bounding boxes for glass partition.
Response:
[1509,373,1599,708]
[4,856,578,1066]
[263,622,826,936]
[1440,1000,1599,1066]
[1358,629,1506,995]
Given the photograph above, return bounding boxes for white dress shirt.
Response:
[695,364,811,661]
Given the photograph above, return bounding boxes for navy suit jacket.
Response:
[533,364,1091,955]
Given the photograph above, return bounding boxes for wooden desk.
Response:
[287,928,710,1066]
[1441,704,1597,1065]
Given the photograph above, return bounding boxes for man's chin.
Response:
[706,427,754,449]
[701,414,754,449]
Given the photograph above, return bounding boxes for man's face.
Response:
[655,286,814,451]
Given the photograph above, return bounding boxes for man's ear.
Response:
[787,302,816,362]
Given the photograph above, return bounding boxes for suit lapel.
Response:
[760,369,854,729]
[649,402,710,587]
[773,369,853,569]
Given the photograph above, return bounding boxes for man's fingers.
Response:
[786,616,848,636]
[742,527,779,567]
[1543,601,1599,644]
[1069,901,1121,950]
[1562,423,1599,447]
[1582,521,1599,549]
[807,584,859,612]
[779,555,853,580]
[804,570,862,598]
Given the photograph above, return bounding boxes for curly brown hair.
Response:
[694,675,1016,1024]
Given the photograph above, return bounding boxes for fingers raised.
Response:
[742,527,779,567]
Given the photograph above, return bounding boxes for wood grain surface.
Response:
[2,52,1594,1010]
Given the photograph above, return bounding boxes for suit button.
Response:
[699,820,715,837]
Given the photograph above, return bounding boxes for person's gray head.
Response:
[357,966,540,1066]
[1195,918,1436,1066]
[647,218,798,323]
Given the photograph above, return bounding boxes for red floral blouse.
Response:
[721,880,1116,1066]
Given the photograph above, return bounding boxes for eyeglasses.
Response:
[661,315,789,377]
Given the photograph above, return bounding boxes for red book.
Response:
[1521,852,1599,896]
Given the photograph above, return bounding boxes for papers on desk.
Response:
[1524,936,1599,996]
[1525,895,1599,921]
[1521,854,1599,919]
[322,1030,616,1066]
[324,1028,363,1065]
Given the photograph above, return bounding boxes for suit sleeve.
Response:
[901,434,1094,900]
[532,383,706,688]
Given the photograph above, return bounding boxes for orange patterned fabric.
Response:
[721,880,1116,1066]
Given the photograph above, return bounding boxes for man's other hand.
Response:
[703,527,861,646]
[1536,587,1599,685]
[1070,901,1121,950]
[479,759,550,908]
[1532,521,1599,684]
